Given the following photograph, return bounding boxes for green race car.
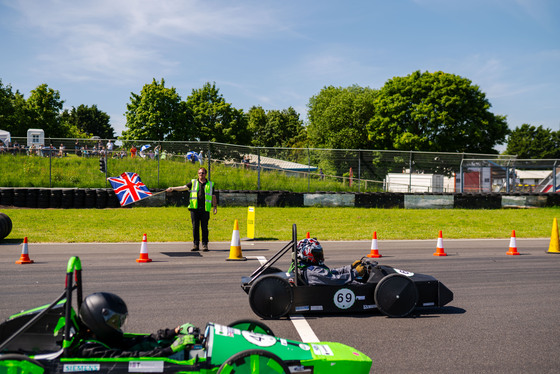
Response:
[0,256,372,374]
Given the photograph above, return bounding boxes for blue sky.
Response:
[1,0,559,145]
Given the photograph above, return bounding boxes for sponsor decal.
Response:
[242,330,277,347]
[295,305,310,312]
[214,324,236,337]
[356,295,366,300]
[423,302,435,306]
[311,344,334,356]
[128,361,164,373]
[394,268,414,276]
[299,343,311,351]
[333,288,355,309]
[280,338,288,346]
[363,304,377,310]
[310,305,323,311]
[63,364,100,372]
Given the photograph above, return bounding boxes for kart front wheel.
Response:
[228,319,275,336]
[374,273,418,317]
[217,349,290,374]
[0,354,45,374]
[249,276,293,319]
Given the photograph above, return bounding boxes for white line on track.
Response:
[289,314,320,342]
[247,255,320,343]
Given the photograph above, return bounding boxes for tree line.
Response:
[2,71,559,158]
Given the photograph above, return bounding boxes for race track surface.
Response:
[1,237,559,373]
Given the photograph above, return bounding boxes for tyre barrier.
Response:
[73,189,85,208]
[0,188,14,206]
[37,189,51,209]
[50,189,62,208]
[95,189,108,209]
[13,188,27,207]
[0,212,13,240]
[26,189,38,208]
[1,188,560,209]
[61,189,74,209]
[84,189,96,209]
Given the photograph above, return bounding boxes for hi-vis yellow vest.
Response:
[189,179,213,212]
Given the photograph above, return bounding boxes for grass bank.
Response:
[1,207,558,243]
[0,154,364,192]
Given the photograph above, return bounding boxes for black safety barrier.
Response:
[1,188,560,209]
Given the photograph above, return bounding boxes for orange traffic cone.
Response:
[306,232,310,239]
[433,230,447,256]
[506,230,520,255]
[227,219,246,261]
[15,237,34,264]
[367,231,382,258]
[136,233,152,263]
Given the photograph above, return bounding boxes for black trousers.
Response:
[190,209,210,245]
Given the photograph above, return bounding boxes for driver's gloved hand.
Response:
[170,334,195,352]
[352,259,367,277]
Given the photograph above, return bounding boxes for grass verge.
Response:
[1,206,559,243]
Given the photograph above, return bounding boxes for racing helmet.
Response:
[296,238,324,265]
[79,292,128,343]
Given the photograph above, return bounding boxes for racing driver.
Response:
[75,292,199,358]
[294,237,368,285]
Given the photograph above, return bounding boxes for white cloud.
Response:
[4,0,286,84]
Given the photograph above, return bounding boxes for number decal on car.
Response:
[333,288,355,309]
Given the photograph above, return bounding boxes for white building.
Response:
[27,129,45,147]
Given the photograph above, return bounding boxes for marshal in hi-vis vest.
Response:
[188,179,213,212]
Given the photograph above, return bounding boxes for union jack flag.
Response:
[108,172,152,206]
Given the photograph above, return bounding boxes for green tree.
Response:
[26,84,66,138]
[63,104,114,139]
[0,80,26,136]
[186,82,250,144]
[506,124,560,159]
[368,71,509,153]
[122,78,188,141]
[307,85,377,150]
[247,106,304,148]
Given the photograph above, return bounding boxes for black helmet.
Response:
[296,238,324,265]
[79,292,128,343]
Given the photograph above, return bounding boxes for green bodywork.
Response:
[1,257,372,373]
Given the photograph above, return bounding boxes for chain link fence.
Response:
[1,136,559,193]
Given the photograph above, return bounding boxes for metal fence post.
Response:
[358,150,361,192]
[554,161,558,193]
[307,148,311,193]
[49,138,52,188]
[408,151,412,193]
[257,148,261,191]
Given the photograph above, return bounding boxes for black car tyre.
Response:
[249,276,293,319]
[217,349,290,374]
[228,319,275,336]
[0,212,12,240]
[374,273,418,317]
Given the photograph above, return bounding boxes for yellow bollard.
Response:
[547,217,560,254]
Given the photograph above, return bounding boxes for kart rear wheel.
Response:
[374,273,418,317]
[249,276,293,319]
[217,349,290,374]
[228,319,275,336]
